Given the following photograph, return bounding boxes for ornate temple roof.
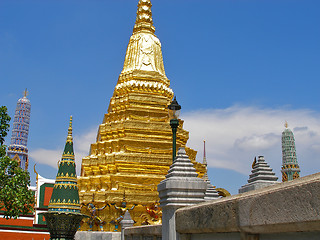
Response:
[48,116,80,213]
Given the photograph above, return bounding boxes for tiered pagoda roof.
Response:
[239,156,278,193]
[48,116,80,213]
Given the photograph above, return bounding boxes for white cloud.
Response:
[29,149,61,169]
[30,105,320,181]
[73,127,97,173]
[182,105,320,178]
[30,127,97,175]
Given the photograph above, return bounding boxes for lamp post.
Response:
[168,96,181,162]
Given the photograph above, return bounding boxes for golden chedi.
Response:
[78,0,205,231]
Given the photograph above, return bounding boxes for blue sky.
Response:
[1,0,320,195]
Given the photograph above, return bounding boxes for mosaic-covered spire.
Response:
[281,122,300,182]
[7,89,31,171]
[48,116,80,213]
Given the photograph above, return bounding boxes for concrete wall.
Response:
[124,225,161,240]
[123,173,320,240]
[175,172,320,240]
[75,231,120,240]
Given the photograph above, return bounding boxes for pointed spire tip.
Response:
[133,0,155,34]
[66,115,73,144]
[23,88,28,97]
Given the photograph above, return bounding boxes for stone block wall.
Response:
[124,225,162,240]
[75,231,120,240]
[124,172,320,240]
[175,172,320,240]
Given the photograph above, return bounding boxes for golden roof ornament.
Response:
[121,0,166,77]
[133,0,155,34]
[23,88,28,97]
[67,116,73,143]
[285,121,288,129]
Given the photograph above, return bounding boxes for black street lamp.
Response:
[168,96,181,162]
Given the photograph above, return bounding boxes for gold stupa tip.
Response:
[133,0,155,34]
[284,121,288,128]
[67,116,73,141]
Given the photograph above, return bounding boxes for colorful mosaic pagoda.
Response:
[7,89,31,171]
[281,122,300,182]
[78,0,205,231]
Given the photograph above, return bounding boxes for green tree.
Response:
[0,106,11,145]
[0,106,35,219]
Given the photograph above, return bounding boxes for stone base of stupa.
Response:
[75,231,120,240]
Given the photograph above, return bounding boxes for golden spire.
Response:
[285,121,288,129]
[23,88,28,97]
[120,0,167,77]
[133,0,155,34]
[67,116,73,142]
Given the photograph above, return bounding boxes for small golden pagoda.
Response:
[78,0,205,231]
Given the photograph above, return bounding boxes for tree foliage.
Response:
[0,106,10,145]
[0,106,35,219]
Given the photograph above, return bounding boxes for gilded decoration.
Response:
[78,0,205,232]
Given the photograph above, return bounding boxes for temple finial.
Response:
[133,0,155,34]
[67,116,73,142]
[202,140,209,181]
[285,121,288,129]
[63,116,74,157]
[23,88,28,97]
[203,140,207,166]
[252,156,257,169]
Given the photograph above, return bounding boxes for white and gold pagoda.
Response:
[78,0,205,231]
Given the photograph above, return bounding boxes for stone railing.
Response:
[124,173,320,240]
[124,225,162,240]
[175,172,320,240]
